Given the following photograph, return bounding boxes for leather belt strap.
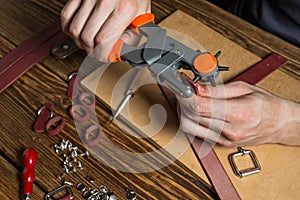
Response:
[0,20,68,93]
[161,53,287,200]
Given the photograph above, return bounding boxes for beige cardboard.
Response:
[82,10,300,199]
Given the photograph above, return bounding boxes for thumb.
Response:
[198,81,254,99]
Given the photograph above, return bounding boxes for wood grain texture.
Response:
[0,0,299,199]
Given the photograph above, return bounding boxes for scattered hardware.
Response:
[78,185,117,200]
[229,147,261,177]
[125,188,137,200]
[22,148,38,200]
[76,183,86,191]
[44,185,73,200]
[53,139,89,179]
[85,176,95,183]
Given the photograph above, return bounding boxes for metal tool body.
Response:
[109,13,228,119]
[109,14,228,98]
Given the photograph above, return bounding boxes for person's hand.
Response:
[60,0,151,61]
[178,81,300,147]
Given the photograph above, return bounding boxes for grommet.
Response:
[84,125,103,147]
[85,176,95,183]
[125,188,137,200]
[76,183,85,191]
[82,190,92,199]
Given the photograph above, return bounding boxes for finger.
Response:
[80,0,116,53]
[60,0,82,34]
[198,81,254,99]
[92,2,137,61]
[180,117,232,146]
[68,0,98,49]
[179,95,227,121]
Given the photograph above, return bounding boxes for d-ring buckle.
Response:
[45,185,73,200]
[229,147,261,178]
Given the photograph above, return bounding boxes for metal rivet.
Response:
[76,183,85,191]
[63,181,73,186]
[80,150,90,157]
[85,176,95,183]
[57,173,66,180]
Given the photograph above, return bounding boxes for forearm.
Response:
[276,100,300,146]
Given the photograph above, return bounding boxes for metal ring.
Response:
[37,106,54,118]
[67,71,78,82]
[228,147,261,178]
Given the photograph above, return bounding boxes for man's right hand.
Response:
[60,0,151,62]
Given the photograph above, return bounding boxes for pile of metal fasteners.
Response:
[76,183,118,200]
[53,139,89,179]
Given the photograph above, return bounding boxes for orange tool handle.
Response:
[108,13,155,62]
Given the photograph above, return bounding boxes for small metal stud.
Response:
[63,181,73,186]
[76,182,86,191]
[57,173,66,180]
[80,150,90,157]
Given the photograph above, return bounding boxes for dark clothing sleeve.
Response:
[210,0,300,47]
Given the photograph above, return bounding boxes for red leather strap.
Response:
[45,116,66,136]
[84,125,103,147]
[68,104,90,122]
[162,53,287,200]
[79,92,96,110]
[0,20,68,93]
[34,103,54,133]
[232,53,287,84]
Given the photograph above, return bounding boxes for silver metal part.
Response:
[229,147,261,177]
[80,150,90,157]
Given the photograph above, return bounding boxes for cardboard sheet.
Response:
[82,10,300,199]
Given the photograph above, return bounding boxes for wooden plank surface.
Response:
[82,10,300,200]
[0,0,299,199]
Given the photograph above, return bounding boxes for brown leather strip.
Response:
[232,53,287,84]
[162,53,287,200]
[0,20,61,74]
[0,21,68,93]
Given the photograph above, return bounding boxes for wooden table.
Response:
[0,0,299,199]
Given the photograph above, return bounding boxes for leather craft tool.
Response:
[22,148,38,200]
[107,13,229,121]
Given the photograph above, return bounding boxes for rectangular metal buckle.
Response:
[229,147,261,178]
